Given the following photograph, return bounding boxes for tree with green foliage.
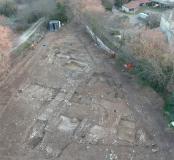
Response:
[0,0,17,17]
[101,0,114,11]
[165,92,174,124]
[115,0,123,8]
[50,2,68,23]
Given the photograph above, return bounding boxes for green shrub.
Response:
[146,14,160,29]
[134,59,167,92]
[13,21,30,31]
[115,0,123,8]
[0,0,17,17]
[26,12,42,24]
[117,50,168,92]
[110,30,120,36]
[14,1,68,31]
[84,9,174,126]
[49,2,68,23]
[165,92,174,123]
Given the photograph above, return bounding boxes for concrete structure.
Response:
[49,20,61,32]
[138,12,149,19]
[160,10,174,45]
[137,12,149,23]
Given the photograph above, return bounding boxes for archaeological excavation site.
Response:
[0,0,174,160]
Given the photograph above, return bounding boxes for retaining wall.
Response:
[86,25,115,55]
[11,18,46,54]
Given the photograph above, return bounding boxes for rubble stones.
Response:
[27,120,47,149]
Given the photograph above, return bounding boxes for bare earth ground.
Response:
[0,15,20,78]
[0,23,174,160]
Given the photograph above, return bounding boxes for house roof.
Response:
[123,0,151,9]
[123,1,140,9]
[137,0,151,4]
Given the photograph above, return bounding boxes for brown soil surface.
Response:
[0,1,174,159]
[0,23,173,160]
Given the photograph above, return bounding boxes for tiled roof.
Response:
[123,1,140,9]
[123,0,151,9]
[137,0,151,4]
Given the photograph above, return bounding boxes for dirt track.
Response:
[0,23,174,160]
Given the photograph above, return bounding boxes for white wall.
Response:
[122,6,130,13]
[86,26,115,55]
[160,13,174,45]
[160,17,170,32]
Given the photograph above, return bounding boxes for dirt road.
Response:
[0,23,174,160]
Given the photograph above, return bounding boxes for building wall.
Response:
[122,6,130,12]
[160,16,170,32]
[160,11,174,45]
[122,6,139,13]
